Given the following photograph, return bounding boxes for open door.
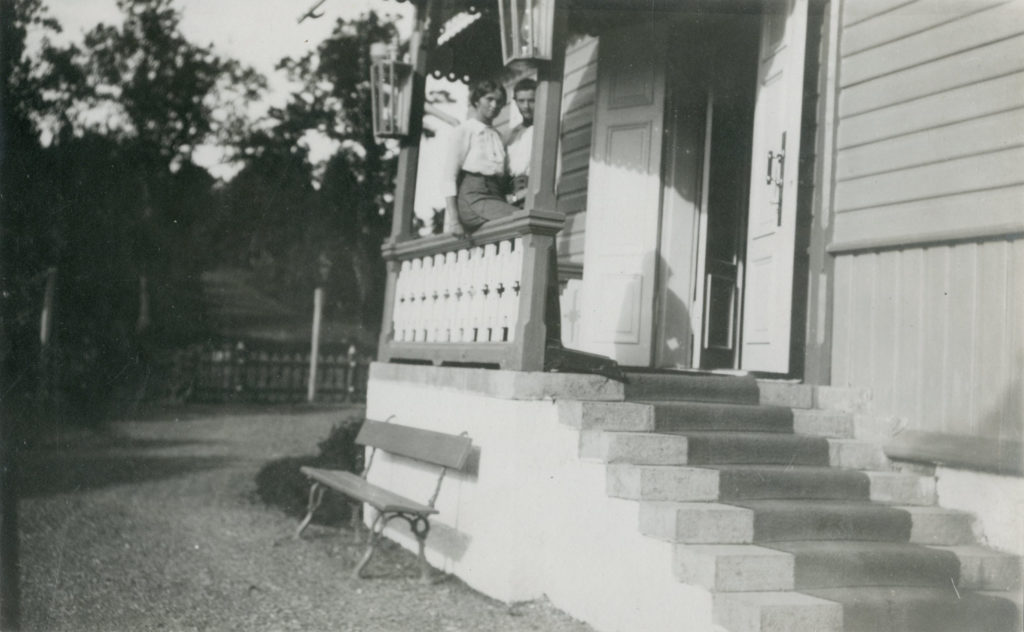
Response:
[578,21,667,366]
[740,0,809,373]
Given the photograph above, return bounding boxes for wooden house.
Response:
[364,1,1023,630]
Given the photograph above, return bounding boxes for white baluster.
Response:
[481,242,499,341]
[505,238,524,342]
[408,258,423,342]
[493,238,512,342]
[421,255,435,342]
[431,252,446,342]
[441,251,457,342]
[468,245,486,342]
[453,248,470,342]
[393,260,411,342]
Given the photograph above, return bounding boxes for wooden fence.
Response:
[192,339,371,404]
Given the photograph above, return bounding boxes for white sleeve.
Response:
[440,123,471,199]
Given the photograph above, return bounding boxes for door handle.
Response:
[766,133,787,226]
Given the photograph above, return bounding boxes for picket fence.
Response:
[192,340,370,404]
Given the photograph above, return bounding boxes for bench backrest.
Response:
[357,419,472,471]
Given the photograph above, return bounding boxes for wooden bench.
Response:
[296,417,472,581]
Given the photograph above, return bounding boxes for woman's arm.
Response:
[441,124,472,235]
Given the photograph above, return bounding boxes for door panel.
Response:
[741,0,809,373]
[579,22,667,366]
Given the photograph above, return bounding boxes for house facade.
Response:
[365,0,1023,630]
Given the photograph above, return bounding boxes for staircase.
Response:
[594,371,1022,632]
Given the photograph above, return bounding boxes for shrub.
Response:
[254,415,364,524]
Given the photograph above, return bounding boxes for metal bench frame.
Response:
[296,417,472,581]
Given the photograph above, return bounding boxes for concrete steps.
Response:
[650,401,795,434]
[592,371,1023,632]
[639,500,976,545]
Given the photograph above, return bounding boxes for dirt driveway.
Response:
[17,405,593,632]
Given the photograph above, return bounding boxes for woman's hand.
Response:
[444,197,465,237]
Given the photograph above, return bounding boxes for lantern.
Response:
[370,42,413,138]
[497,0,555,66]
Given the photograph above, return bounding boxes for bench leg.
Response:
[411,516,432,583]
[350,501,363,544]
[295,482,325,539]
[353,512,385,580]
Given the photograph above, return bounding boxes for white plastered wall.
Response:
[365,368,711,632]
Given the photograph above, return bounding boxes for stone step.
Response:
[608,465,934,504]
[639,500,977,546]
[623,371,761,404]
[737,501,975,545]
[601,431,830,466]
[600,431,887,469]
[714,591,843,632]
[804,586,1022,632]
[651,401,795,434]
[674,544,794,592]
[770,541,961,589]
[932,545,1022,591]
[716,466,934,505]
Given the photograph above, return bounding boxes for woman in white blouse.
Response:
[442,80,519,235]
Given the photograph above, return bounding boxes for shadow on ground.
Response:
[19,453,237,497]
[254,413,364,525]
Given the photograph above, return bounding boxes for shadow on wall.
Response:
[977,352,1024,444]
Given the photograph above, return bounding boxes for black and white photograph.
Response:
[1,0,1022,630]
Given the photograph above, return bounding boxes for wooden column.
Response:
[524,0,569,216]
[514,0,569,370]
[379,0,442,359]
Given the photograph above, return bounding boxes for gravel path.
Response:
[18,405,594,632]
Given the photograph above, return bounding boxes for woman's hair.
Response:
[469,80,507,107]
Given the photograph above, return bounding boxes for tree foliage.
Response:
[2,0,265,424]
[221,11,403,326]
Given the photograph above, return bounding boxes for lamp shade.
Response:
[497,0,554,65]
[370,43,413,138]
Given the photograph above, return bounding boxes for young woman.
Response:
[442,80,520,235]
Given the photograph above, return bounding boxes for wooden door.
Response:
[740,0,809,373]
[578,22,667,366]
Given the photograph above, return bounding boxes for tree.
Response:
[217,11,405,329]
[3,0,268,423]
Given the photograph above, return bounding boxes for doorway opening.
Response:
[655,11,761,371]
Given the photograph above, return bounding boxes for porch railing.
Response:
[378,209,564,371]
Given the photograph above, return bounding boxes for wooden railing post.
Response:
[509,231,554,371]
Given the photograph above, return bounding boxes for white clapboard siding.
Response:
[836,108,1024,181]
[832,239,1023,441]
[842,0,1006,55]
[832,0,1024,250]
[840,32,1024,116]
[841,0,1022,87]
[842,0,916,26]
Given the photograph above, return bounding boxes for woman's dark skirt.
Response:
[456,171,518,231]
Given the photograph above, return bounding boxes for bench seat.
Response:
[300,466,438,516]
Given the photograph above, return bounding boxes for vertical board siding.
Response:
[555,34,598,271]
[831,0,1024,250]
[832,239,1023,440]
